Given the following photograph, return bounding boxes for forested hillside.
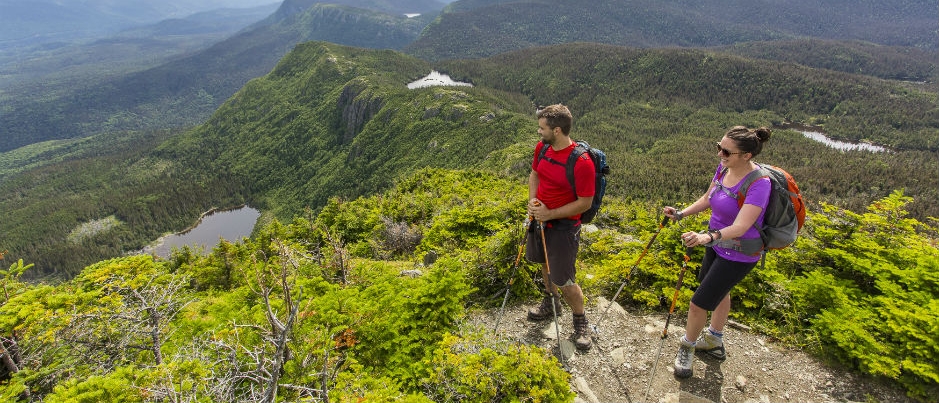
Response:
[717,39,938,82]
[406,0,936,60]
[438,43,938,211]
[154,42,536,219]
[1,41,936,279]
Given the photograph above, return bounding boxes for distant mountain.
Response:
[270,0,447,16]
[0,4,280,89]
[2,0,934,153]
[0,0,281,49]
[717,39,937,82]
[405,0,937,60]
[0,0,445,153]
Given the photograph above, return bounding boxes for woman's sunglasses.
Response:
[716,143,746,157]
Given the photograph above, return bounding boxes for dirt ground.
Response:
[467,297,915,403]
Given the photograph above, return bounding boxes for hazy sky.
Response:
[189,0,282,8]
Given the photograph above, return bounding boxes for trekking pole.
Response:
[493,215,531,333]
[541,220,567,370]
[534,202,567,369]
[644,246,692,402]
[592,215,670,334]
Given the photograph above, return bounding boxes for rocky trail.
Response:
[467,297,915,403]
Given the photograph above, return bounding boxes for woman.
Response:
[662,125,772,379]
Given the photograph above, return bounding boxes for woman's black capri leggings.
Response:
[691,247,758,311]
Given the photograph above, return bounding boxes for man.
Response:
[526,104,594,351]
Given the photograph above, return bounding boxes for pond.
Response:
[145,206,260,258]
[407,71,473,89]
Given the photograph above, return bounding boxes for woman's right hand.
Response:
[682,231,707,247]
[663,206,680,221]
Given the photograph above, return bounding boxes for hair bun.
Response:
[755,127,772,143]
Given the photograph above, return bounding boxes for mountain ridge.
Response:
[2,0,935,153]
[405,0,936,60]
[0,1,443,153]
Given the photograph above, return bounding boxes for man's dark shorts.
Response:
[526,219,580,287]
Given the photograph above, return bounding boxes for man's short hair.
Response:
[537,104,572,135]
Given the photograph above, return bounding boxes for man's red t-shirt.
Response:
[532,141,596,221]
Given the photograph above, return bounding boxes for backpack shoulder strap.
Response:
[714,167,738,202]
[732,164,771,209]
[536,142,549,163]
[537,143,570,168]
[565,143,588,196]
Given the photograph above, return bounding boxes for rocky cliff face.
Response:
[338,81,384,144]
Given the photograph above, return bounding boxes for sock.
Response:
[681,335,696,346]
[707,328,724,338]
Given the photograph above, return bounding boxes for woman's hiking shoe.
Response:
[572,313,592,351]
[673,337,695,379]
[694,330,726,360]
[527,294,562,321]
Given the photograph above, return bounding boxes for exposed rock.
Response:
[736,374,748,391]
[337,81,383,143]
[399,269,422,278]
[573,376,600,403]
[469,299,915,403]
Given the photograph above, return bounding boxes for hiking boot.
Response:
[673,337,695,379]
[695,330,726,360]
[527,294,562,321]
[572,313,592,351]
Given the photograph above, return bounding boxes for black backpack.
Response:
[537,140,610,223]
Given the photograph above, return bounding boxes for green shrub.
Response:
[421,332,574,403]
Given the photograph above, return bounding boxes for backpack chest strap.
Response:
[537,143,586,197]
[715,166,770,208]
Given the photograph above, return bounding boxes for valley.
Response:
[0,1,936,401]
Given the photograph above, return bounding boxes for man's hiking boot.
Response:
[572,313,592,351]
[527,294,562,321]
[673,337,695,379]
[694,330,726,360]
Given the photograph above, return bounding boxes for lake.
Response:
[799,130,887,152]
[146,206,260,258]
[777,123,887,152]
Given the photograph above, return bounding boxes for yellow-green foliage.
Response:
[422,332,575,403]
[778,191,939,401]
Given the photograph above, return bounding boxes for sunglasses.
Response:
[715,142,746,157]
